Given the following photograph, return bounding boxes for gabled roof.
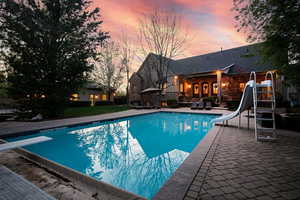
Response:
[170,43,276,75]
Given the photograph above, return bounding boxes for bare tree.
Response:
[91,41,125,101]
[120,33,136,105]
[138,8,188,91]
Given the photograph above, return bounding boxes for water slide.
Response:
[211,80,255,123]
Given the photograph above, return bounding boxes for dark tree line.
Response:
[0,0,108,117]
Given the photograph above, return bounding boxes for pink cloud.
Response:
[91,0,249,71]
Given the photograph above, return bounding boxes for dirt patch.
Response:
[0,150,99,200]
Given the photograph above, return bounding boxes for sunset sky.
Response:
[91,0,249,71]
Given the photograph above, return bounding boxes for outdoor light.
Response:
[187,84,191,88]
[222,83,226,87]
[174,75,178,79]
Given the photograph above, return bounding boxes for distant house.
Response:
[129,43,286,106]
[70,82,114,105]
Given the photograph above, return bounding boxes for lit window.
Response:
[193,84,199,95]
[212,83,218,95]
[102,94,107,101]
[179,83,184,93]
[202,82,209,95]
[239,83,245,91]
[163,83,167,89]
[70,93,79,101]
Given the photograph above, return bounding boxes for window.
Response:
[102,94,107,101]
[89,94,94,99]
[179,83,184,93]
[163,83,167,89]
[212,82,218,95]
[202,82,209,96]
[239,83,245,91]
[70,93,79,101]
[193,83,199,97]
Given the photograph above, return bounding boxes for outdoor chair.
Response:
[198,101,205,110]
[191,102,198,110]
[205,102,212,110]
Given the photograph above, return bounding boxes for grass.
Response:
[62,105,130,118]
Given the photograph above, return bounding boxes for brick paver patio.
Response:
[185,126,300,200]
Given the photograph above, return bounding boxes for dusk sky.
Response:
[92,0,249,71]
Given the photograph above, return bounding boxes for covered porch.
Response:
[177,71,224,104]
[175,71,258,105]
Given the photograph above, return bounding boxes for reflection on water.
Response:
[9,112,217,199]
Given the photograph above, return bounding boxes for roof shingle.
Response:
[169,43,275,75]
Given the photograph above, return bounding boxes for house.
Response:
[70,82,114,106]
[129,43,284,106]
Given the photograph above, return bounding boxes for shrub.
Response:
[69,101,114,107]
[167,99,179,108]
[94,101,114,106]
[203,96,218,106]
[114,96,127,105]
[69,101,91,107]
[226,101,240,111]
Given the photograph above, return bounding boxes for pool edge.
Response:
[0,138,145,200]
[1,110,223,200]
[153,125,222,200]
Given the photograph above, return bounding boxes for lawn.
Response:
[62,105,130,118]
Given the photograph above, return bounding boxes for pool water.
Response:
[8,112,218,199]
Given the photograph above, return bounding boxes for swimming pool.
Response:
[8,112,219,199]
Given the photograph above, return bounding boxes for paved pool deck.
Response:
[1,108,300,200]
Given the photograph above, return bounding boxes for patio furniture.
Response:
[191,102,204,110]
[198,101,205,110]
[191,102,198,110]
[205,102,212,110]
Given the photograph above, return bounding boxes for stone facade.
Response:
[130,68,277,105]
[129,49,280,105]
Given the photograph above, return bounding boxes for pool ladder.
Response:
[250,71,277,141]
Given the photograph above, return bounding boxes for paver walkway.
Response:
[185,125,300,200]
[0,165,56,200]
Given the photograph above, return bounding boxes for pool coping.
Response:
[1,110,223,200]
[1,111,160,138]
[153,125,221,200]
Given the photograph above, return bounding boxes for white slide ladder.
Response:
[251,71,276,141]
[211,71,276,141]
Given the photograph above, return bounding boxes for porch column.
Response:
[217,70,222,103]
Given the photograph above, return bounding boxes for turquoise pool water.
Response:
[8,112,218,199]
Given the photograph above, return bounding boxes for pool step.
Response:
[257,127,274,132]
[257,100,273,103]
[256,117,273,121]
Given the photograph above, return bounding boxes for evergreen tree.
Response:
[0,0,108,117]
